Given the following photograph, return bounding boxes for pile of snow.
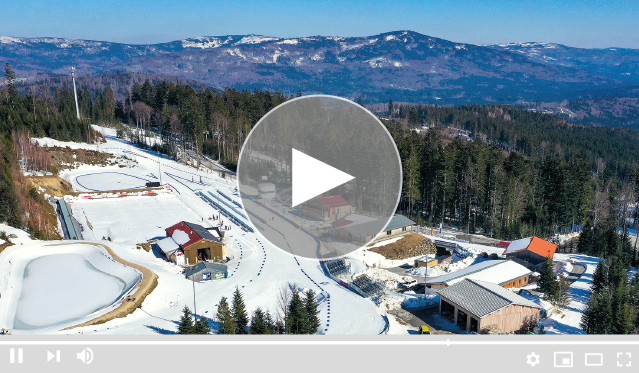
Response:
[407,266,429,277]
[368,236,403,248]
[553,231,581,245]
[425,254,479,277]
[558,261,574,278]
[385,313,413,334]
[371,292,404,311]
[356,268,408,290]
[371,291,438,312]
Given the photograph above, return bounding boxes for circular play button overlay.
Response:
[237,95,402,260]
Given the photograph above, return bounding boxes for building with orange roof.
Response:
[503,236,556,266]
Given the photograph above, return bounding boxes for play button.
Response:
[292,149,355,207]
[237,95,402,260]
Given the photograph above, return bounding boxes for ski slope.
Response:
[23,127,386,335]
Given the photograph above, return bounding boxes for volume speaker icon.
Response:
[77,348,94,364]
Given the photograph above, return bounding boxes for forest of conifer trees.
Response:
[2,63,639,244]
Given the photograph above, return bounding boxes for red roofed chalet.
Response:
[503,236,556,266]
[302,195,355,221]
[164,221,225,265]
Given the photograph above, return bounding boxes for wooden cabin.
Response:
[302,195,354,221]
[162,221,225,266]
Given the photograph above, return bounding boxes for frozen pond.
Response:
[75,172,151,191]
[13,254,127,329]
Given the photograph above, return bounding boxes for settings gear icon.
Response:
[527,352,541,367]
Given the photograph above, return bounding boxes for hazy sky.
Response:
[3,0,638,48]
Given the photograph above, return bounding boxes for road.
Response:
[566,263,586,282]
[388,305,460,334]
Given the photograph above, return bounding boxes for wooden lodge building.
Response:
[302,195,354,221]
[437,279,541,333]
[335,214,417,244]
[415,255,452,268]
[374,215,416,240]
[156,221,225,266]
[503,236,557,268]
[425,260,532,290]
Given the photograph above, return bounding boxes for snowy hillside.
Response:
[0,127,388,335]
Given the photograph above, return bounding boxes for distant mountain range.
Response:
[1,31,639,105]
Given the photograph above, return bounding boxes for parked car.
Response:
[419,325,431,335]
[399,279,417,288]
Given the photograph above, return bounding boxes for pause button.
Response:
[9,348,24,364]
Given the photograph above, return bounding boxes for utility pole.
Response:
[71,67,80,120]
[441,172,446,234]
[192,276,197,322]
[157,150,162,185]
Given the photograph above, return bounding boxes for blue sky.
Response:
[4,0,639,48]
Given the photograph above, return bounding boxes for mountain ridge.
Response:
[1,30,637,104]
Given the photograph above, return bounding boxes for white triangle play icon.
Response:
[291,148,355,207]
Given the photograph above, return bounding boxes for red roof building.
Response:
[317,195,350,207]
[302,195,354,222]
[164,221,225,265]
[503,236,556,266]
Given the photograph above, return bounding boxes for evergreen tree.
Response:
[177,306,195,334]
[631,276,639,331]
[611,279,634,334]
[4,63,17,106]
[285,287,305,334]
[303,290,320,334]
[594,290,613,334]
[216,296,236,334]
[194,317,211,334]
[273,318,285,334]
[580,292,600,333]
[591,258,608,294]
[249,308,269,334]
[263,310,276,334]
[608,254,627,292]
[576,220,594,254]
[403,147,421,217]
[548,277,571,309]
[231,286,249,334]
[538,257,558,298]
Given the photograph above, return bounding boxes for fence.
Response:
[196,191,254,233]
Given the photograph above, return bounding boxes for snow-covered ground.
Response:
[526,253,599,335]
[13,126,604,336]
[0,233,140,333]
[7,127,387,335]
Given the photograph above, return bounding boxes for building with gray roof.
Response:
[425,259,532,289]
[337,214,416,243]
[437,278,541,333]
[184,262,228,282]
